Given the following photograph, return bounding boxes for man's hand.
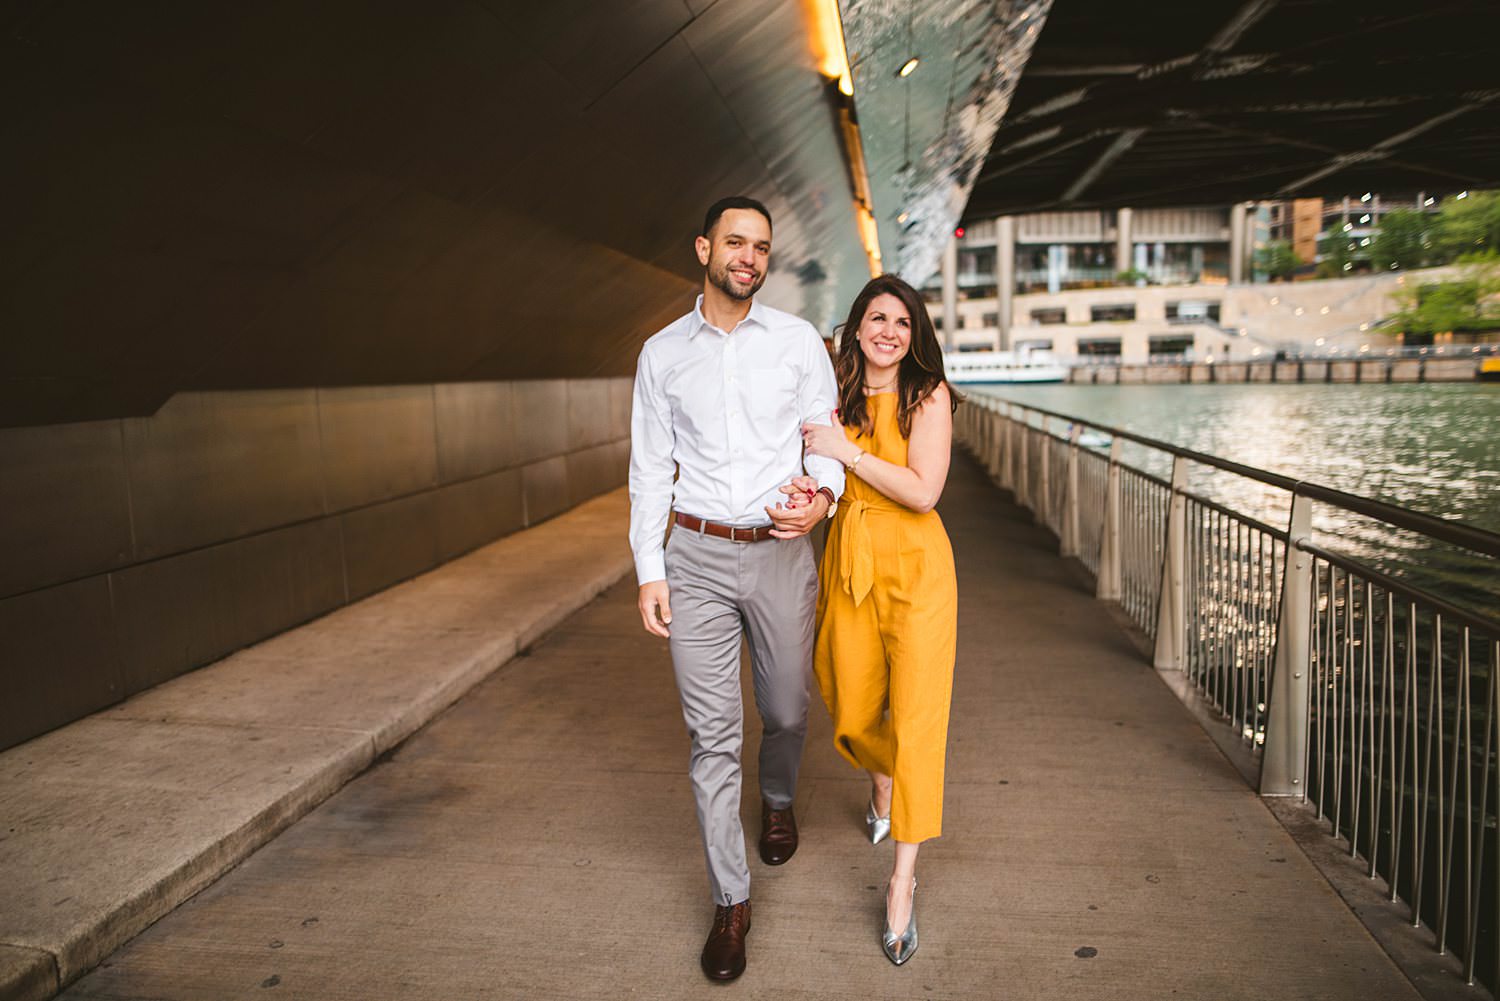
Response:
[766,490,830,539]
[638,580,672,638]
[777,474,819,510]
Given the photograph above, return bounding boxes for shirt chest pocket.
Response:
[744,367,798,425]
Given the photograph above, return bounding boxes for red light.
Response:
[954,226,965,238]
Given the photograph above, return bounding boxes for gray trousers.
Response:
[664,525,818,906]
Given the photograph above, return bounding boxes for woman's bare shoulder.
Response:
[917,382,952,412]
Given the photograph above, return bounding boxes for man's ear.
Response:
[695,235,711,267]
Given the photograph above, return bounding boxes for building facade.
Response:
[924,204,1252,355]
[919,202,1449,364]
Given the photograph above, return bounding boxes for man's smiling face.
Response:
[699,208,771,302]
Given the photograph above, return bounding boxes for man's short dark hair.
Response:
[702,196,773,238]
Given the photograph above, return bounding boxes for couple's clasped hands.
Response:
[765,410,858,538]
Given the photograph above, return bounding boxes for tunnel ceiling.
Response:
[1,2,877,428]
[965,0,1500,218]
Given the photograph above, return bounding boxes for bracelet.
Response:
[846,450,865,470]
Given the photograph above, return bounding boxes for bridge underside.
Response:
[967,0,1500,216]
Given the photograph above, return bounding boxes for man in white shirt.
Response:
[629,196,844,981]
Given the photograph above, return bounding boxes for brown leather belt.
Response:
[674,512,777,543]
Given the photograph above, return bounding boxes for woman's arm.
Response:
[801,385,953,513]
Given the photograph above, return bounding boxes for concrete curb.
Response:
[0,489,633,1000]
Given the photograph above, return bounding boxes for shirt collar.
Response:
[689,294,767,339]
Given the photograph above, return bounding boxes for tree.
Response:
[1432,190,1500,262]
[1255,240,1302,281]
[1370,208,1429,271]
[1317,232,1357,278]
[1386,253,1500,343]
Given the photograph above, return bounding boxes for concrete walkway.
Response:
[39,455,1420,1000]
[0,491,634,1001]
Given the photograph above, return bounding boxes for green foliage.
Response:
[1386,253,1500,340]
[1115,268,1148,285]
[1432,190,1500,261]
[1255,240,1302,280]
[1316,232,1358,278]
[1371,209,1429,271]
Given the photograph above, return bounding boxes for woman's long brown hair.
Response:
[834,274,961,440]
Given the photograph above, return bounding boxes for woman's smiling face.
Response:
[857,293,912,372]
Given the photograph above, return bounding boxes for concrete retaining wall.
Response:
[1067,356,1483,385]
[0,378,632,751]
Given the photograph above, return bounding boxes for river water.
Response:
[966,382,1500,621]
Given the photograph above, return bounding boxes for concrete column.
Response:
[1115,207,1133,275]
[995,216,1015,351]
[941,237,958,350]
[1229,202,1248,284]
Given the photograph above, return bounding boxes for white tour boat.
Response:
[943,349,1069,385]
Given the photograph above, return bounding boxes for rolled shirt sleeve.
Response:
[799,326,846,500]
[628,346,676,584]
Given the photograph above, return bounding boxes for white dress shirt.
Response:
[629,295,846,585]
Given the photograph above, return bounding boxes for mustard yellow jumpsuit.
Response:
[813,391,958,844]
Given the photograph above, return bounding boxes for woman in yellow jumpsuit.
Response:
[794,274,959,966]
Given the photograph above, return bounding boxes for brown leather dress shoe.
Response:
[701,900,751,981]
[759,801,798,865]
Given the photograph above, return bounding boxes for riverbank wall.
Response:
[1071,357,1484,384]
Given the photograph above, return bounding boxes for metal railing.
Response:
[955,396,1500,990]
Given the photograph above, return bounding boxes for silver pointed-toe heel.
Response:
[881,877,918,966]
[865,797,891,846]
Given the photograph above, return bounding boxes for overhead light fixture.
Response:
[898,57,920,78]
[1361,192,1372,202]
[1458,190,1469,199]
[897,211,909,224]
[812,0,855,96]
[1424,197,1435,206]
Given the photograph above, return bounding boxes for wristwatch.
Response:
[816,486,838,519]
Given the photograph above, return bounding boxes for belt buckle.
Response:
[730,526,747,543]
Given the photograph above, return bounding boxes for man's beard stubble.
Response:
[708,257,766,302]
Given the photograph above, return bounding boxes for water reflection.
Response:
[974,383,1500,619]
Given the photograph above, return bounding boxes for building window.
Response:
[1077,338,1123,359]
[1014,338,1054,352]
[1132,242,1229,284]
[1090,304,1136,322]
[957,247,997,299]
[1165,300,1221,323]
[1149,334,1195,360]
[1030,307,1066,325]
[1015,242,1115,293]
[981,312,1000,328]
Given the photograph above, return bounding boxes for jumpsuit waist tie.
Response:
[836,496,905,608]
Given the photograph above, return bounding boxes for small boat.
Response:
[943,349,1068,385]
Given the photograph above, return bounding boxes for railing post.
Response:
[987,402,1003,480]
[1001,405,1016,491]
[1060,424,1081,557]
[1153,455,1189,670]
[1261,491,1314,796]
[1036,419,1051,526]
[1017,417,1031,511]
[979,401,994,477]
[1097,437,1123,601]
